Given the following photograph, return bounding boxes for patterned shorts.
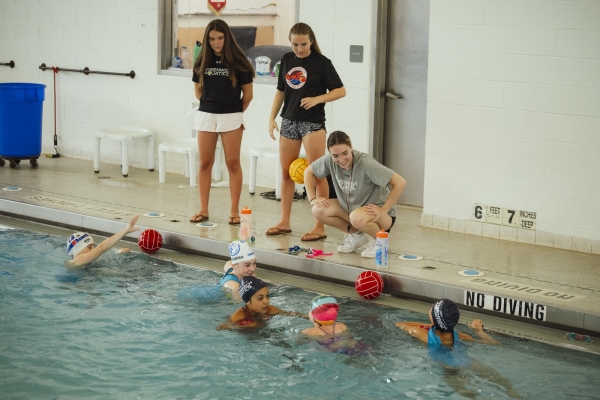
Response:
[279,118,325,140]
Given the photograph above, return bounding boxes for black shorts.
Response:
[385,217,396,233]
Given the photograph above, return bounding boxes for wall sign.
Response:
[473,204,537,230]
[464,290,547,321]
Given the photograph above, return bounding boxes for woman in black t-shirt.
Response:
[267,22,346,241]
[190,19,255,225]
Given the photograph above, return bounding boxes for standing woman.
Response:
[303,131,407,258]
[190,19,255,225]
[266,22,346,241]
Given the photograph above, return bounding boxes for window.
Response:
[161,0,297,77]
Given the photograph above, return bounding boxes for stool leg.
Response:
[275,165,282,199]
[93,136,101,173]
[158,149,166,183]
[249,154,257,195]
[184,153,190,178]
[189,151,197,187]
[147,135,155,171]
[122,140,129,177]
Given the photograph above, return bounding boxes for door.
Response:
[381,0,430,207]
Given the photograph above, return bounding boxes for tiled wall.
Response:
[425,0,600,251]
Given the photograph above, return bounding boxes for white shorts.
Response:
[194,111,245,133]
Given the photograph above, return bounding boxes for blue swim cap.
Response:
[239,276,266,303]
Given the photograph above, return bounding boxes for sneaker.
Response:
[361,237,377,258]
[337,232,368,253]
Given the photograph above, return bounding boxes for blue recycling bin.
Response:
[0,82,46,168]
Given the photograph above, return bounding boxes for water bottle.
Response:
[193,41,202,64]
[171,55,182,69]
[375,230,389,269]
[180,46,189,69]
[239,207,253,242]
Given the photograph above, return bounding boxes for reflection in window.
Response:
[163,0,297,76]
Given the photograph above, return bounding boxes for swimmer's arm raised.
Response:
[67,214,139,268]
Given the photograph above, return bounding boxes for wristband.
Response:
[308,198,315,204]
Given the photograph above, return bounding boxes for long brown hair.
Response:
[289,22,322,54]
[327,131,353,150]
[193,19,255,87]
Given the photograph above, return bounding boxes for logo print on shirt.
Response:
[338,178,356,192]
[286,67,307,89]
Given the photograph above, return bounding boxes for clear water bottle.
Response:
[180,46,189,69]
[239,207,253,242]
[375,229,389,268]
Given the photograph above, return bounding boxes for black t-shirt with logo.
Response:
[276,51,344,123]
[192,59,254,114]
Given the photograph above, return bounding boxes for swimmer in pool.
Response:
[220,240,257,301]
[396,299,522,399]
[65,214,140,268]
[396,298,498,347]
[216,276,305,330]
[301,295,370,355]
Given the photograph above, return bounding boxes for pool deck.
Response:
[1,156,599,353]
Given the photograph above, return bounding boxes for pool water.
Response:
[1,228,599,399]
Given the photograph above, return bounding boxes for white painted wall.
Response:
[424,0,600,250]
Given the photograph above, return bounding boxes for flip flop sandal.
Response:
[190,214,209,223]
[228,216,241,225]
[301,233,328,242]
[266,227,292,236]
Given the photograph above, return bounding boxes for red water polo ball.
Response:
[138,229,163,254]
[355,270,384,300]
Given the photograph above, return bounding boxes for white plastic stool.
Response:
[94,126,155,177]
[157,109,222,186]
[158,138,198,186]
[249,147,306,199]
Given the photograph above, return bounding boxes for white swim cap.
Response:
[229,240,255,263]
[67,232,94,257]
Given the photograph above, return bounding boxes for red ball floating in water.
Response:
[138,229,163,254]
[355,270,384,300]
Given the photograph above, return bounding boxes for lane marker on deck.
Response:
[399,254,423,261]
[459,269,484,277]
[144,212,165,218]
[196,222,218,228]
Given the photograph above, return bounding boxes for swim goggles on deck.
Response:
[564,332,593,344]
[276,246,333,257]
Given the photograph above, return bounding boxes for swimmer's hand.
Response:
[469,319,500,345]
[117,248,131,254]
[127,214,140,234]
[469,319,484,331]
